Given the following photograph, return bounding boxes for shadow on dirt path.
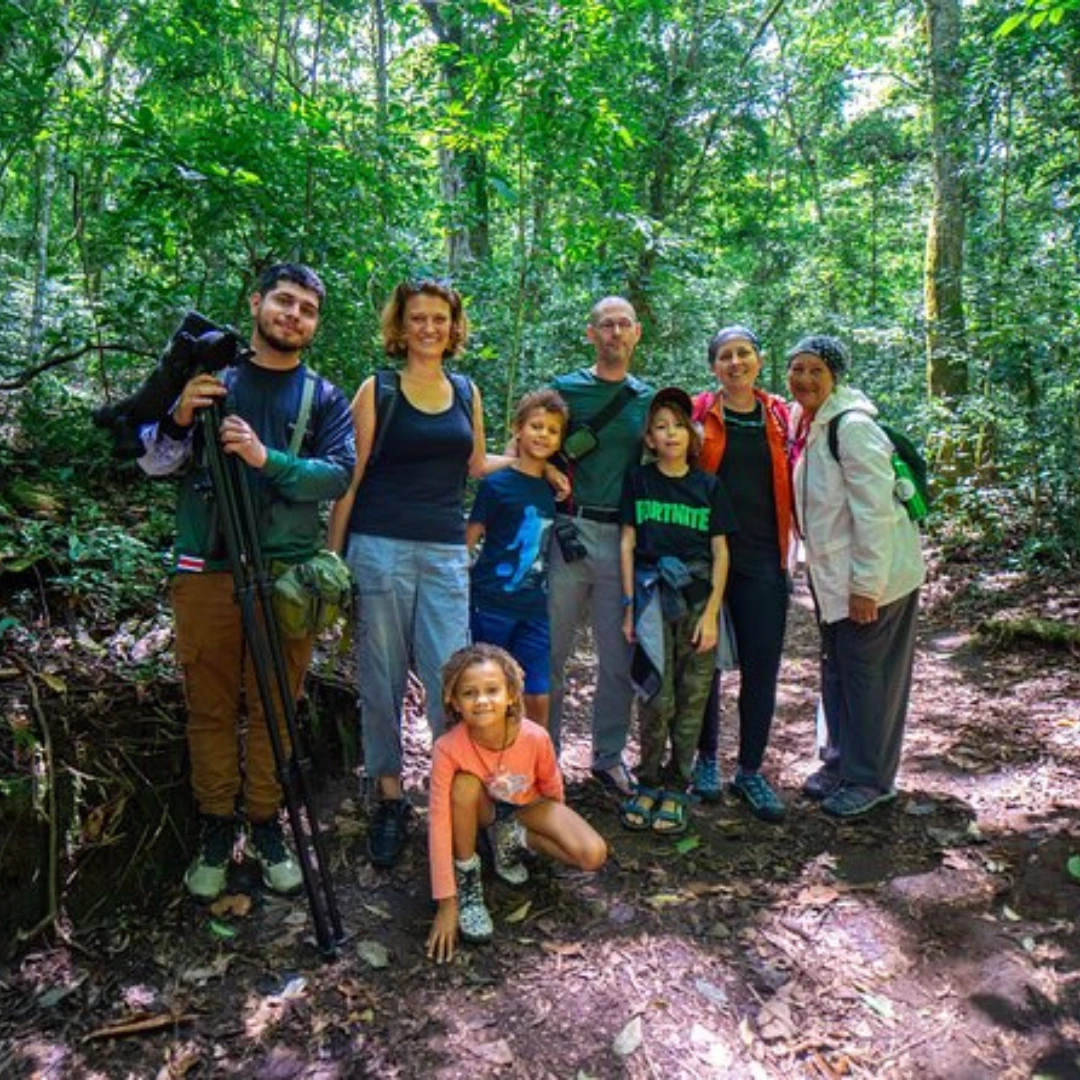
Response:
[3,569,1079,1079]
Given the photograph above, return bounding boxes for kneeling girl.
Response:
[426,643,608,963]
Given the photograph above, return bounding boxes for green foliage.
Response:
[0,0,1079,565]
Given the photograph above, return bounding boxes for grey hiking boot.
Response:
[249,816,303,895]
[454,854,493,943]
[490,817,529,885]
[802,766,843,802]
[821,783,896,819]
[184,815,236,901]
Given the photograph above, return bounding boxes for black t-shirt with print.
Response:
[717,401,781,578]
[619,462,738,568]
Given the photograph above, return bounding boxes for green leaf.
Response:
[995,12,1029,37]
[208,919,237,939]
[675,835,701,855]
[1066,855,1080,881]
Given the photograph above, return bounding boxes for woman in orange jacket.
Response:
[691,326,794,822]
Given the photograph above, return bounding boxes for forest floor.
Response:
[2,557,1080,1079]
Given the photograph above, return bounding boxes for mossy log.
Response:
[976,616,1080,650]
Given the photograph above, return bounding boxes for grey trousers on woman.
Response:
[819,588,919,792]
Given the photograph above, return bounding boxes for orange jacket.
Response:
[695,387,794,570]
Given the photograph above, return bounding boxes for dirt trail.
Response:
[2,567,1079,1079]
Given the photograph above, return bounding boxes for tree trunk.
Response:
[420,1,492,272]
[27,137,56,362]
[924,0,968,398]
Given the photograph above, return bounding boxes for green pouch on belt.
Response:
[272,550,354,639]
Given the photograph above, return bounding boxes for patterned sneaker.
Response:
[802,767,843,802]
[249,817,303,895]
[489,817,529,885]
[730,770,787,823]
[821,784,896,819]
[367,798,410,869]
[184,815,236,901]
[454,854,493,943]
[691,756,722,804]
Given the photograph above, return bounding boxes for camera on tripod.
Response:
[93,311,252,459]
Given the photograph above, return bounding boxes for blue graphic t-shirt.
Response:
[469,468,555,619]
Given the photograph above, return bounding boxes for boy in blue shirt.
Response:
[467,390,569,728]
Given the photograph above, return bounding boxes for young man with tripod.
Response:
[138,264,356,902]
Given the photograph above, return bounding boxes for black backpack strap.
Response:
[827,410,855,465]
[447,371,475,428]
[369,369,400,468]
[579,381,637,438]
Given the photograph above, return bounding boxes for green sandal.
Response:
[651,791,690,835]
[619,786,661,832]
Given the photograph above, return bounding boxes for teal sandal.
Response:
[619,786,661,832]
[651,791,690,835]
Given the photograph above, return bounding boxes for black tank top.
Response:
[349,389,473,544]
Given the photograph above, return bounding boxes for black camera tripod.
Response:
[199,393,344,957]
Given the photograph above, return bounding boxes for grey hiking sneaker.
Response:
[184,815,236,901]
[249,816,303,895]
[821,783,896,819]
[490,818,529,885]
[730,770,787,823]
[454,854,493,943]
[802,766,843,802]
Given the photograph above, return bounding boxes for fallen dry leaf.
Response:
[645,892,688,910]
[757,999,796,1042]
[613,1015,643,1057]
[209,893,253,918]
[83,1011,198,1042]
[357,940,391,968]
[794,885,840,907]
[468,1039,514,1066]
[505,900,532,924]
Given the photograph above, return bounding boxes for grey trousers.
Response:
[547,516,634,770]
[819,589,919,791]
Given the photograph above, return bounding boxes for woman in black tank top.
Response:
[328,280,504,869]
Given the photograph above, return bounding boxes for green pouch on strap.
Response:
[272,550,354,639]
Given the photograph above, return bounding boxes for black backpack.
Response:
[827,411,931,524]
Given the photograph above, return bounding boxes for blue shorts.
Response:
[470,606,551,695]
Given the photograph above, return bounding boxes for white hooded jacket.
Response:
[791,385,925,624]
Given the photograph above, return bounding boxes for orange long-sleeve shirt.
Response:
[428,718,564,901]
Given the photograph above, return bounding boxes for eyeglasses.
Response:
[595,318,637,332]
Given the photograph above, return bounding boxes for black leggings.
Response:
[697,568,789,772]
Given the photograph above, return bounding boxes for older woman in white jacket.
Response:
[787,336,925,818]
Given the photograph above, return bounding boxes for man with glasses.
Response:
[548,297,654,795]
